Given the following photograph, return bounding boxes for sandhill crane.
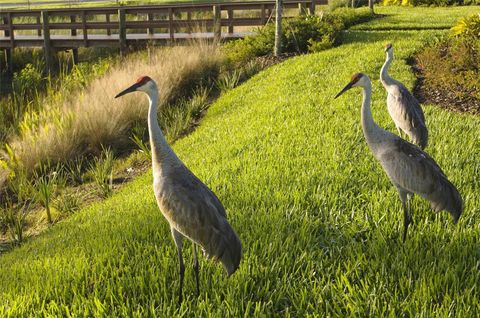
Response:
[115,76,242,303]
[334,73,462,242]
[381,43,428,149]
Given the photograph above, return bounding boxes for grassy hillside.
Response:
[1,6,480,317]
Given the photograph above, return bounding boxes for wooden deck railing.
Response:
[0,0,326,72]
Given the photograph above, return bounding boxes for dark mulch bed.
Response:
[410,59,480,116]
[254,52,298,68]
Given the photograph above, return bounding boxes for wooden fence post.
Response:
[106,13,111,36]
[227,9,234,34]
[309,0,315,15]
[213,5,221,42]
[70,15,79,64]
[3,13,14,73]
[168,8,174,41]
[298,2,307,15]
[118,9,127,56]
[260,5,265,24]
[81,10,87,47]
[186,11,192,34]
[42,11,53,74]
[147,13,154,35]
[3,12,14,73]
[36,14,42,36]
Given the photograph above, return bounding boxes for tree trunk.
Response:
[369,0,375,14]
[274,0,283,57]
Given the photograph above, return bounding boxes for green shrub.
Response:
[34,162,66,224]
[383,0,480,6]
[329,0,350,11]
[12,63,44,101]
[215,69,242,92]
[223,9,373,64]
[0,201,28,245]
[88,147,115,199]
[130,124,151,161]
[330,7,373,28]
[53,189,84,215]
[451,13,480,38]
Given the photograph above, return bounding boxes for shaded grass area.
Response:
[1,7,480,317]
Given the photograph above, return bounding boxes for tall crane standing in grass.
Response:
[380,43,428,150]
[335,73,462,242]
[115,76,242,303]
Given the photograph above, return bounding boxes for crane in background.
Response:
[335,73,462,242]
[380,43,428,149]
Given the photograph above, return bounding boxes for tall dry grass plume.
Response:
[8,42,222,172]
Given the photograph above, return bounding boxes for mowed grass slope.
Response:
[352,5,480,30]
[1,7,480,317]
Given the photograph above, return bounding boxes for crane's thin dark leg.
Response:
[402,196,413,243]
[398,189,411,243]
[193,244,200,296]
[172,229,184,304]
[402,199,410,243]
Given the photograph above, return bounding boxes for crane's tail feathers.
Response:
[429,177,463,223]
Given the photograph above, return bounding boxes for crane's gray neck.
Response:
[380,52,395,87]
[147,89,179,171]
[361,81,384,147]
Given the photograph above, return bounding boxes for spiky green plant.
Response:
[34,163,65,224]
[0,200,28,244]
[88,147,115,198]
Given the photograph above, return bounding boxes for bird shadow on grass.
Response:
[360,221,479,283]
[301,201,480,282]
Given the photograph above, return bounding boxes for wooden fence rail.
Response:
[0,0,326,72]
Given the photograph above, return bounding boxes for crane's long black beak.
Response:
[115,82,141,98]
[334,81,354,99]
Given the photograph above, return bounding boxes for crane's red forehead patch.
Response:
[385,43,393,50]
[351,73,362,83]
[136,76,152,85]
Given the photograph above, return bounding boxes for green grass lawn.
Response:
[353,5,480,30]
[1,6,480,317]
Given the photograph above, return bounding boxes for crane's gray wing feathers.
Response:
[398,85,426,124]
[392,85,428,149]
[380,138,463,222]
[158,166,242,275]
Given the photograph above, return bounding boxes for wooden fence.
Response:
[0,0,326,72]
